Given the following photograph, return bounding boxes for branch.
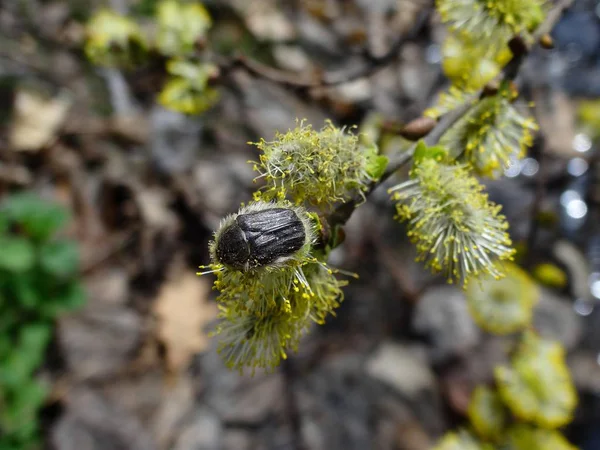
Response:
[326,97,473,229]
[503,0,573,80]
[220,11,430,90]
[326,0,573,231]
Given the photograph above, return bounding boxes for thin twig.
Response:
[327,99,473,229]
[221,11,430,90]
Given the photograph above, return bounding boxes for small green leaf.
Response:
[364,145,388,181]
[61,282,86,310]
[0,213,9,234]
[0,323,51,390]
[20,323,52,357]
[412,140,449,167]
[2,192,69,241]
[467,386,506,440]
[0,237,35,272]
[10,274,40,309]
[39,282,86,317]
[0,304,19,334]
[0,378,47,436]
[0,333,11,359]
[0,324,51,385]
[39,240,79,278]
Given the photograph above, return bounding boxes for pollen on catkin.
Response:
[388,157,515,285]
[210,265,312,373]
[441,33,512,91]
[298,262,349,325]
[425,86,477,119]
[436,0,545,49]
[439,89,538,178]
[209,261,347,373]
[214,300,308,374]
[250,120,381,209]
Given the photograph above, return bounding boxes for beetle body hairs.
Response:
[209,201,317,272]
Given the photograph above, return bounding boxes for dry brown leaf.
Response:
[154,272,217,373]
[10,88,71,151]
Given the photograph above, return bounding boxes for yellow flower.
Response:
[300,262,348,325]
[214,299,308,374]
[439,87,538,178]
[208,262,347,373]
[532,263,568,289]
[442,33,512,91]
[425,86,476,119]
[200,200,348,373]
[388,156,515,285]
[251,120,387,210]
[437,0,545,49]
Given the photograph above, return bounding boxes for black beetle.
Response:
[212,203,313,272]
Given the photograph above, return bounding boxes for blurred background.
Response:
[1,0,600,449]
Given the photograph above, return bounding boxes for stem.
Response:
[221,10,430,90]
[327,99,473,230]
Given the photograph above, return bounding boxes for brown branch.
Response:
[326,0,573,232]
[221,11,430,90]
[326,99,473,229]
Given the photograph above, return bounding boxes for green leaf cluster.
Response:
[0,192,85,449]
[85,0,218,115]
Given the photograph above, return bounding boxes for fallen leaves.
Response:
[9,88,71,151]
[154,271,217,373]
